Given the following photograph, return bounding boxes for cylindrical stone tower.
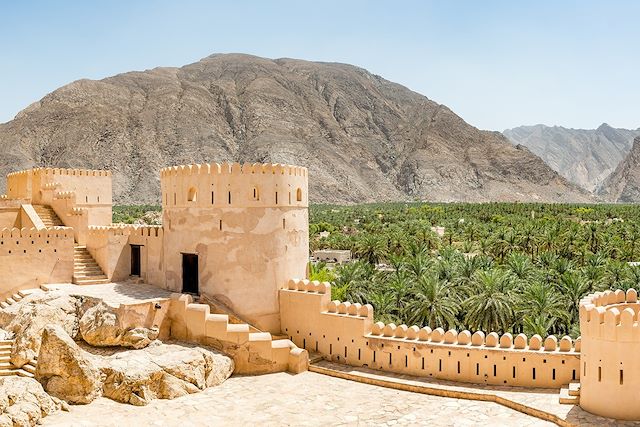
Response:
[579,288,640,420]
[160,162,308,333]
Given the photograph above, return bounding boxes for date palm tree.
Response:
[463,269,514,333]
[403,276,460,329]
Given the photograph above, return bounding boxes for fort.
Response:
[0,163,638,423]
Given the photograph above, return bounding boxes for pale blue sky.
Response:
[1,1,638,131]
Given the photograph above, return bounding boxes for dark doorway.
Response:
[130,245,141,276]
[182,253,199,294]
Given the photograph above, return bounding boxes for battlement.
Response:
[579,288,640,342]
[161,162,308,209]
[160,162,307,178]
[0,226,73,240]
[88,224,163,238]
[7,167,112,178]
[281,279,580,388]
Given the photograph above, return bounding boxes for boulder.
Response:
[79,301,159,349]
[0,292,79,367]
[0,328,13,341]
[0,376,61,427]
[100,342,234,406]
[35,325,103,404]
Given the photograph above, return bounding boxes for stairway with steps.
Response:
[172,294,308,374]
[559,381,580,404]
[0,288,40,309]
[0,339,37,378]
[74,246,109,285]
[32,204,64,227]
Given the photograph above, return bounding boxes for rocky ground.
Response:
[0,291,233,425]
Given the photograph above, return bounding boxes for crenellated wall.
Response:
[579,289,640,420]
[280,279,581,389]
[0,227,74,298]
[160,162,309,334]
[4,168,113,244]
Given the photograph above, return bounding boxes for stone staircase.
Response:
[0,339,37,378]
[0,288,40,309]
[74,246,109,285]
[170,294,308,374]
[559,381,580,404]
[32,205,64,227]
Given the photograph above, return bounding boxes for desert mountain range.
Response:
[0,53,610,204]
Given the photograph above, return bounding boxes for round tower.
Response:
[160,162,308,333]
[579,288,640,420]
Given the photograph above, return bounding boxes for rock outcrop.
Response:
[36,326,103,404]
[0,53,590,204]
[0,376,62,427]
[0,292,79,367]
[35,326,234,406]
[79,301,159,349]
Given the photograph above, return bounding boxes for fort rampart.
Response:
[281,279,580,389]
[0,227,74,299]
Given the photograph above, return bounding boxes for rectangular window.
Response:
[373,351,376,363]
[552,368,556,380]
[211,191,214,204]
[598,366,602,382]
[344,347,347,358]
[533,368,536,380]
[389,353,392,365]
[405,355,408,368]
[275,192,279,204]
[476,363,479,376]
[439,359,442,372]
[493,365,496,377]
[513,366,516,378]
[457,361,460,374]
[329,344,332,355]
[421,357,425,370]
[620,369,624,385]
[358,349,361,361]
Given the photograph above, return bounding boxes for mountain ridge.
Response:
[504,123,640,192]
[0,53,591,204]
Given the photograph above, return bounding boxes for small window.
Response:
[252,187,260,201]
[228,191,232,204]
[296,188,302,202]
[187,187,197,202]
[275,191,279,204]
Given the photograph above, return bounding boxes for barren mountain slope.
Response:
[504,124,640,192]
[599,137,640,202]
[0,53,590,204]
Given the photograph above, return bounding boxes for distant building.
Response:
[312,249,352,264]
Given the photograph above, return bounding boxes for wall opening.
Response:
[296,188,302,202]
[598,366,602,382]
[552,368,556,380]
[275,191,279,204]
[620,369,624,385]
[181,253,199,295]
[512,366,516,379]
[228,191,232,204]
[253,187,260,201]
[211,191,214,204]
[187,187,197,202]
[533,368,536,380]
[283,218,286,229]
[130,245,141,276]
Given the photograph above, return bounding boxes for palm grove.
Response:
[309,202,640,338]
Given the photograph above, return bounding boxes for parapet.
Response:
[161,162,308,208]
[29,167,112,177]
[160,162,307,178]
[579,288,640,342]
[88,224,163,238]
[0,226,73,240]
[283,279,579,353]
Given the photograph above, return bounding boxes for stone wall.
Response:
[0,227,74,299]
[280,279,581,389]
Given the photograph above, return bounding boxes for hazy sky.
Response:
[1,0,639,130]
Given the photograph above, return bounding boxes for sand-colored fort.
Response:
[0,163,638,423]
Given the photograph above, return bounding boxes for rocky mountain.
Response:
[504,124,640,192]
[0,53,590,204]
[599,137,640,202]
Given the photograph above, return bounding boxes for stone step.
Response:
[0,302,8,309]
[568,381,581,397]
[73,278,111,285]
[16,369,34,378]
[18,289,40,298]
[22,364,36,374]
[5,298,15,305]
[74,275,108,281]
[559,388,579,405]
[12,294,22,302]
[0,362,12,369]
